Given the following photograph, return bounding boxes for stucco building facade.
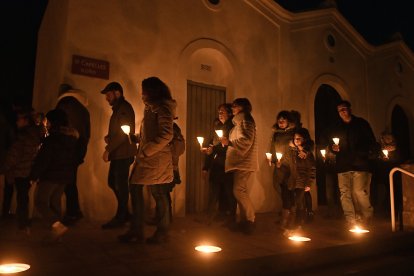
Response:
[32,0,414,220]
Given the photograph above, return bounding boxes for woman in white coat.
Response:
[221,98,258,235]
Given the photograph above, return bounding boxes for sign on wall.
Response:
[71,55,109,79]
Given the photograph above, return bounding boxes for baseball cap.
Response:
[101,82,123,94]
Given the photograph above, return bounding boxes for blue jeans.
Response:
[108,158,133,221]
[338,171,373,225]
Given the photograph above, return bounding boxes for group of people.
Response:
[0,99,89,241]
[0,80,404,243]
[202,99,403,238]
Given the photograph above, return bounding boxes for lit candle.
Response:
[215,130,223,138]
[332,137,340,145]
[265,152,272,161]
[382,149,389,158]
[121,125,132,144]
[320,149,326,158]
[197,136,204,149]
[276,152,283,162]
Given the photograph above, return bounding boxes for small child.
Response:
[277,127,315,237]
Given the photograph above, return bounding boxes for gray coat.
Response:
[129,99,176,185]
[225,112,258,172]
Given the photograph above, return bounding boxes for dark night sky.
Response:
[1,0,413,112]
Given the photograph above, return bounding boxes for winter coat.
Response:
[269,125,295,162]
[280,146,316,190]
[203,118,233,173]
[129,99,176,185]
[330,115,378,173]
[105,96,137,160]
[56,96,91,165]
[225,112,258,172]
[1,125,43,180]
[29,126,79,183]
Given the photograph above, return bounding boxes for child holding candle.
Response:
[276,127,315,237]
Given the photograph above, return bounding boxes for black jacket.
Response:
[331,115,378,173]
[30,126,79,183]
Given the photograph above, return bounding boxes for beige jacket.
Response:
[225,112,258,172]
[129,99,176,185]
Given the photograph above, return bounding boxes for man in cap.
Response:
[101,82,136,229]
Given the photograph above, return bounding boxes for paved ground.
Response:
[0,211,413,275]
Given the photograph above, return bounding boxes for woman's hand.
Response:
[305,186,311,192]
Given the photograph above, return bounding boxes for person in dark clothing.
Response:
[0,109,43,232]
[30,109,79,241]
[319,126,343,219]
[56,94,91,225]
[372,131,403,219]
[202,103,236,226]
[101,82,137,229]
[277,127,316,237]
[330,100,378,229]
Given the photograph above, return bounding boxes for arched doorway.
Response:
[391,105,411,162]
[314,84,342,206]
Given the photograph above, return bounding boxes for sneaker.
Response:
[101,218,126,229]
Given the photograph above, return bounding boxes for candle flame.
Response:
[265,153,272,160]
[121,125,130,135]
[382,149,389,158]
[276,152,283,161]
[197,136,204,146]
[320,149,326,158]
[332,138,340,145]
[215,130,223,138]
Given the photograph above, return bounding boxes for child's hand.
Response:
[276,161,281,168]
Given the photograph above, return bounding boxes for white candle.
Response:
[320,149,326,158]
[215,130,223,138]
[121,125,130,135]
[276,152,283,161]
[382,149,389,158]
[197,136,204,148]
[332,137,340,145]
[265,152,272,161]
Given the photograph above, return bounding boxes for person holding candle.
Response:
[221,98,258,235]
[201,103,236,226]
[119,77,176,244]
[277,127,316,237]
[330,100,377,230]
[100,82,137,229]
[372,131,402,218]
